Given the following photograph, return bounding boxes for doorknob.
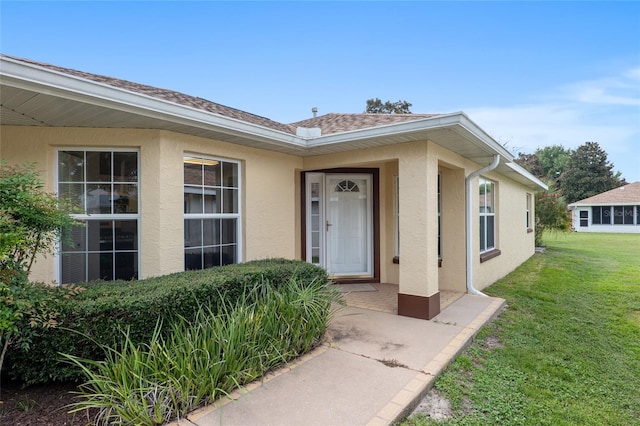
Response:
[326,220,332,232]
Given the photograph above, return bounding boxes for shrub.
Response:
[64,277,341,425]
[5,259,329,384]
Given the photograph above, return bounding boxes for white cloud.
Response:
[565,67,640,106]
[465,67,640,182]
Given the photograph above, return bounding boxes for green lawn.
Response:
[403,232,640,426]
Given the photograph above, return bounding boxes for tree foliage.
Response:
[560,141,626,204]
[0,161,82,385]
[365,98,412,114]
[0,161,79,273]
[534,191,571,246]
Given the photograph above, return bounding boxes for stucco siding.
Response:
[1,126,302,283]
[474,171,536,290]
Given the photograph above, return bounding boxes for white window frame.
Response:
[526,193,532,229]
[479,177,496,253]
[394,175,400,257]
[55,148,141,284]
[183,154,242,270]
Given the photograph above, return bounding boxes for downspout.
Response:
[465,154,500,296]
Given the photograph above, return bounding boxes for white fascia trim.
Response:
[569,202,639,207]
[0,57,306,150]
[505,162,549,191]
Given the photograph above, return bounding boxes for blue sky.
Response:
[2,1,639,182]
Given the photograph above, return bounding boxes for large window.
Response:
[593,206,638,225]
[58,150,139,284]
[479,177,495,253]
[184,156,240,270]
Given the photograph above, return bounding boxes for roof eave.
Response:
[0,56,306,152]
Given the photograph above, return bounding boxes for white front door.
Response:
[305,173,374,277]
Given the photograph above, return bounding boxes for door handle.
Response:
[326,221,332,232]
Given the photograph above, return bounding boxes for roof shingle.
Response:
[291,113,440,135]
[570,181,640,205]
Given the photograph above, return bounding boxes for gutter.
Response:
[465,154,500,296]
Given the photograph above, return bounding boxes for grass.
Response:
[402,232,640,426]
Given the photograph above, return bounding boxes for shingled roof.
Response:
[291,113,441,135]
[569,181,640,205]
[2,54,446,138]
[1,54,297,134]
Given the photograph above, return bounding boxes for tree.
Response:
[515,152,544,179]
[536,145,571,188]
[0,161,82,384]
[0,162,79,274]
[534,191,571,246]
[559,141,626,204]
[365,98,412,114]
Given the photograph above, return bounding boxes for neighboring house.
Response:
[568,182,640,233]
[0,54,547,319]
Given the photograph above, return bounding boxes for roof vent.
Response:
[312,107,318,118]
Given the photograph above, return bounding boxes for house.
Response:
[568,182,640,233]
[0,54,547,319]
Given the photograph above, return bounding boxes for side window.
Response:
[479,177,496,253]
[579,210,588,227]
[183,155,241,270]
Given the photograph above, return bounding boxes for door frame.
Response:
[301,168,380,283]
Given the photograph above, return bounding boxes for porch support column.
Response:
[397,144,440,319]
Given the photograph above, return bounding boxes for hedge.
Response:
[5,259,328,384]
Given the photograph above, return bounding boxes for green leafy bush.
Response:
[64,277,341,425]
[5,259,329,384]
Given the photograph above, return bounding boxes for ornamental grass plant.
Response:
[63,277,342,425]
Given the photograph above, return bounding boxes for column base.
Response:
[398,292,440,320]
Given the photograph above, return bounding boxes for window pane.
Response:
[184,219,202,247]
[58,183,84,209]
[115,220,137,250]
[184,190,203,214]
[88,221,113,251]
[223,189,238,213]
[203,219,220,246]
[184,160,202,185]
[58,151,84,182]
[221,219,236,244]
[203,247,217,269]
[221,245,236,266]
[86,152,112,182]
[61,253,86,284]
[223,162,238,187]
[623,206,634,225]
[592,207,601,224]
[113,184,138,213]
[602,207,612,224]
[113,152,137,182]
[86,184,112,214]
[88,253,113,281]
[115,252,138,280]
[636,206,640,226]
[614,206,624,225]
[62,224,86,252]
[203,189,219,214]
[204,162,221,187]
[479,217,486,252]
[185,248,202,270]
[487,216,495,249]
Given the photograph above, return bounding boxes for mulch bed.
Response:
[1,381,96,426]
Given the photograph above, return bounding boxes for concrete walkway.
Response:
[171,294,505,426]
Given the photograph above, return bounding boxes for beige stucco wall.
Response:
[1,125,535,297]
[473,170,536,290]
[0,126,302,283]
